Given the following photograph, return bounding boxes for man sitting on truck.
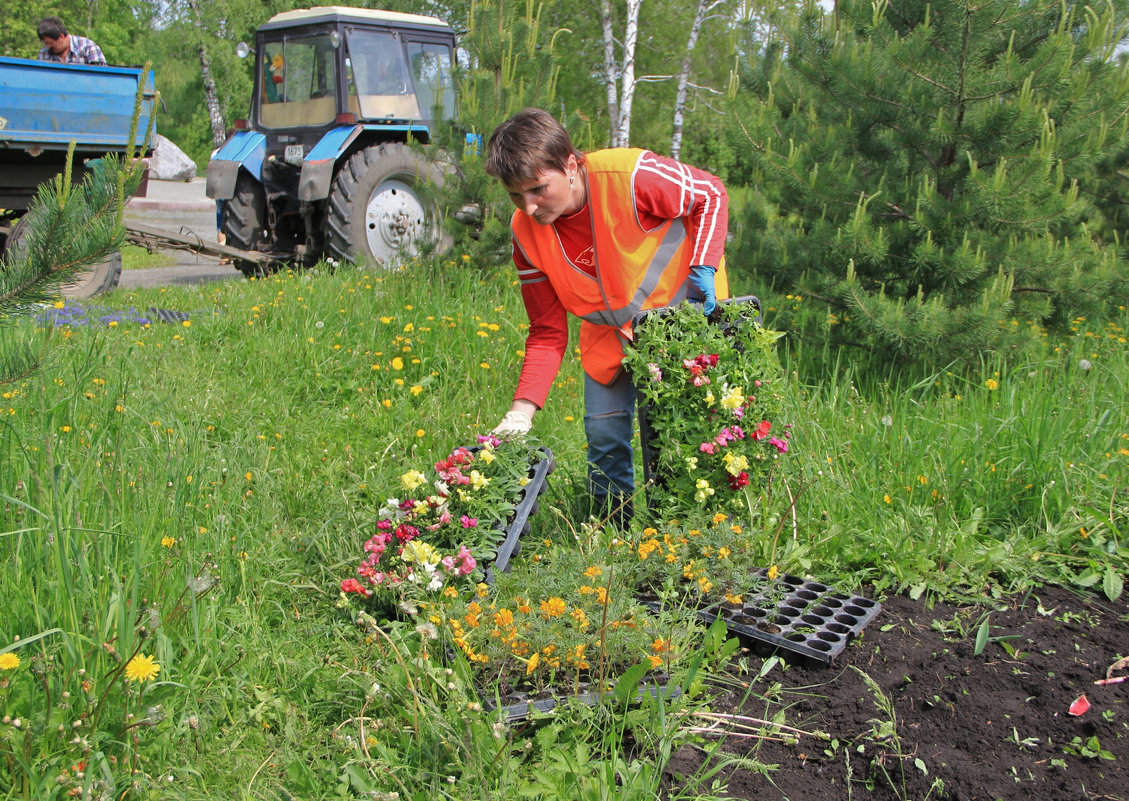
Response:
[37,17,107,66]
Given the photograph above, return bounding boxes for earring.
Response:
[569,175,574,186]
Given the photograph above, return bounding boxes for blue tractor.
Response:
[207,6,457,274]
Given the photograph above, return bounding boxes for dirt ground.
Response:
[669,585,1129,801]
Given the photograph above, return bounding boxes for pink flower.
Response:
[476,433,501,447]
[647,363,662,382]
[376,519,392,531]
[769,436,788,453]
[456,546,477,575]
[732,406,744,419]
[752,420,772,441]
[341,578,370,597]
[441,555,456,572]
[460,514,478,528]
[692,375,710,387]
[699,442,716,455]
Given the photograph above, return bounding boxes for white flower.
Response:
[880,414,893,427]
[1079,359,1092,371]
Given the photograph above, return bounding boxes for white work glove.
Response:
[492,409,534,437]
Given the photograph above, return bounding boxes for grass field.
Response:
[1,257,1125,799]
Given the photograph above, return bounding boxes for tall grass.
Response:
[0,258,1124,798]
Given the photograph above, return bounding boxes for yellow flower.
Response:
[525,652,540,675]
[161,536,177,548]
[391,357,404,370]
[493,609,514,628]
[476,583,490,598]
[648,655,663,669]
[124,653,160,683]
[767,565,779,581]
[469,470,489,489]
[720,384,744,410]
[416,429,426,438]
[724,593,743,605]
[479,448,496,464]
[443,586,458,598]
[584,565,603,578]
[984,378,999,391]
[181,320,191,328]
[0,653,20,670]
[401,469,426,491]
[539,597,566,618]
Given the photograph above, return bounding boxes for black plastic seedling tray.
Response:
[629,296,763,508]
[483,447,554,583]
[712,569,881,666]
[484,679,679,723]
[637,569,881,667]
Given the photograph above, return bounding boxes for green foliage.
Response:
[733,0,1129,363]
[0,250,1126,796]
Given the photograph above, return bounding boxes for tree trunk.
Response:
[671,0,722,160]
[613,0,642,147]
[198,45,227,148]
[600,0,620,142]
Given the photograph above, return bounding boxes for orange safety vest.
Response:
[511,148,730,385]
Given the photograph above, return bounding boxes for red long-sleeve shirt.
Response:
[512,150,728,408]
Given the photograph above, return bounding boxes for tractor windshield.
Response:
[345,30,453,122]
[258,32,339,129]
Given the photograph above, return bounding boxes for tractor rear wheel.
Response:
[325,143,450,267]
[221,172,269,277]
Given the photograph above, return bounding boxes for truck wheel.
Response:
[221,173,269,277]
[4,217,122,298]
[326,143,450,267]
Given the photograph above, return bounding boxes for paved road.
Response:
[121,178,244,289]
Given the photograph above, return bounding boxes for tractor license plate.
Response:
[284,144,305,165]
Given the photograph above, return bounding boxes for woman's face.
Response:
[503,155,583,225]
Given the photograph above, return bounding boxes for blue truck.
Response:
[0,55,156,297]
[207,6,458,275]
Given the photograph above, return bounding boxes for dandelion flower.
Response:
[984,378,999,391]
[161,536,177,548]
[0,653,20,670]
[124,653,160,683]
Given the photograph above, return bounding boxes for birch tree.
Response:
[600,0,642,147]
[670,0,729,159]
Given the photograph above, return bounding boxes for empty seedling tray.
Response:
[483,447,555,583]
[713,569,881,666]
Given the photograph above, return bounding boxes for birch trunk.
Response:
[600,0,620,141]
[198,45,227,148]
[613,0,642,147]
[671,0,725,160]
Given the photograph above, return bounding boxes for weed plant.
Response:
[0,257,1125,797]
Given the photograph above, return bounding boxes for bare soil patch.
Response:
[672,585,1129,800]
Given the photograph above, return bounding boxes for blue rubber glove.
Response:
[689,265,717,315]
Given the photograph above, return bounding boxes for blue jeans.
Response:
[584,370,636,496]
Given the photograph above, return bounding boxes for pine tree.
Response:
[734,0,1129,361]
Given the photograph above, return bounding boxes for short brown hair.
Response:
[484,108,584,187]
[38,17,68,40]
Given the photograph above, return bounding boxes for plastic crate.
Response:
[630,296,762,506]
[483,447,555,583]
